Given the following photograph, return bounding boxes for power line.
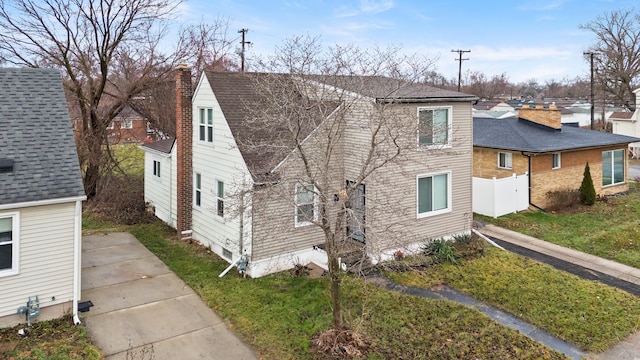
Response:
[238,28,252,73]
[451,49,470,92]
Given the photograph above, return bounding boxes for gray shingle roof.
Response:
[0,68,85,205]
[474,117,640,153]
[141,137,175,154]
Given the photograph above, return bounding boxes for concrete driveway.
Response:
[80,232,257,360]
[629,163,640,180]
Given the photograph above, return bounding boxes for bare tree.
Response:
[237,36,447,330]
[0,0,187,197]
[581,8,640,110]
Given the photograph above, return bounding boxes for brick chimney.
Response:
[175,64,193,239]
[518,104,562,130]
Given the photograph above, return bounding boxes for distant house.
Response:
[107,107,151,144]
[610,88,640,158]
[0,68,86,327]
[473,105,639,213]
[142,67,478,278]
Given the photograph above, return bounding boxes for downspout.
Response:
[523,152,547,212]
[238,193,244,255]
[72,199,83,325]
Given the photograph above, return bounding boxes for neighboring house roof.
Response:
[141,137,175,154]
[0,68,85,205]
[474,117,640,153]
[610,111,635,120]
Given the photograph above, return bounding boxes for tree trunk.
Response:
[326,236,343,329]
[84,161,100,199]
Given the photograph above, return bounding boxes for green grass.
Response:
[388,247,640,352]
[477,186,640,268]
[109,143,144,176]
[85,215,566,359]
[0,316,102,359]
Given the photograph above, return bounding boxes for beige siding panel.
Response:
[0,203,75,318]
[191,75,253,261]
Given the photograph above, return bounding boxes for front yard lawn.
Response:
[87,218,566,360]
[477,186,640,268]
[388,247,640,353]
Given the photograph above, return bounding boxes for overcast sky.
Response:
[178,0,636,84]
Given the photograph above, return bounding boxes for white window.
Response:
[194,173,202,207]
[417,172,451,218]
[498,152,512,169]
[198,108,214,143]
[0,212,19,277]
[603,149,625,186]
[295,183,317,226]
[418,107,451,147]
[153,160,161,177]
[552,153,561,169]
[215,180,224,218]
[121,118,133,129]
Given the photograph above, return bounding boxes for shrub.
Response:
[87,173,155,225]
[546,188,580,210]
[579,162,597,205]
[423,239,457,264]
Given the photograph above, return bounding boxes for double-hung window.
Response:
[199,108,214,143]
[295,183,317,226]
[552,153,561,169]
[153,160,161,177]
[121,118,133,129]
[417,172,451,218]
[602,149,625,186]
[216,180,224,218]
[194,173,202,207]
[498,152,512,169]
[0,213,19,276]
[418,107,451,147]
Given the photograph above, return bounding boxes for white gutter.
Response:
[0,195,87,211]
[72,199,82,325]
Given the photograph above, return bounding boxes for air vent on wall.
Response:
[0,159,14,173]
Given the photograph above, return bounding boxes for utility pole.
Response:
[584,51,597,130]
[451,49,470,92]
[238,28,252,73]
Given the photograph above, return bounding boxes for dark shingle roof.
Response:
[204,71,477,181]
[308,75,477,102]
[0,68,85,205]
[474,117,640,153]
[609,111,635,120]
[141,137,175,154]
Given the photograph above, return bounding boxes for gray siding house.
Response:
[143,68,476,277]
[0,68,86,327]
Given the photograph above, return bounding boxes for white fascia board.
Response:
[0,195,87,211]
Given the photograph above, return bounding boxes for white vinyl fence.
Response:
[473,172,529,218]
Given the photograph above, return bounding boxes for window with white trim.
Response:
[498,152,512,169]
[216,180,224,218]
[417,172,451,218]
[198,108,214,143]
[153,160,161,177]
[602,149,625,186]
[0,213,19,276]
[552,153,561,169]
[194,173,202,207]
[295,183,317,226]
[121,118,133,129]
[418,107,451,147]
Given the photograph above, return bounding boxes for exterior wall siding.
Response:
[143,151,173,225]
[0,203,76,326]
[191,75,253,263]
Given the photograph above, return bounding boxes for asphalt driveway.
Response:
[80,232,257,359]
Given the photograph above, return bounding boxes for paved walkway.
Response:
[80,232,257,360]
[478,224,640,360]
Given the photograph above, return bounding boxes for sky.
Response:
[177,0,637,84]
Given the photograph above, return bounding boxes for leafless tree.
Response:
[581,8,640,110]
[237,36,444,330]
